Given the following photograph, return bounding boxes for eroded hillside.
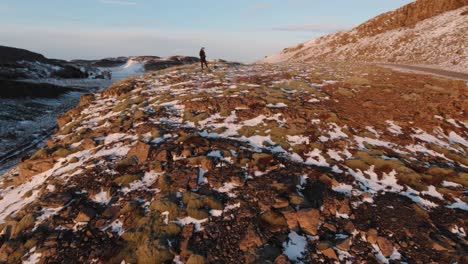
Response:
[0,62,467,263]
[262,1,468,73]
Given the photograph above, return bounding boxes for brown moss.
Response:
[150,200,180,220]
[15,213,35,234]
[113,174,141,186]
[186,208,209,220]
[52,148,73,158]
[187,255,207,264]
[261,211,287,228]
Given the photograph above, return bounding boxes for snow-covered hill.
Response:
[262,1,468,73]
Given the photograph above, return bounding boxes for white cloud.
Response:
[99,0,137,5]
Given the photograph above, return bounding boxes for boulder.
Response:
[75,207,97,222]
[297,209,320,236]
[18,158,54,181]
[239,225,263,252]
[321,248,338,260]
[127,141,151,164]
[336,238,352,251]
[367,229,378,244]
[377,237,394,257]
[155,150,169,162]
[274,255,291,264]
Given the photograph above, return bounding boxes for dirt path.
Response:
[377,63,468,81]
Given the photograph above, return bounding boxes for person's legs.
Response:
[201,60,204,70]
[204,60,209,69]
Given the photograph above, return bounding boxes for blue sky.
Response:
[0,0,413,62]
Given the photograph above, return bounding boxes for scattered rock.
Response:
[239,225,263,252]
[336,238,352,251]
[367,229,378,244]
[377,237,394,257]
[274,254,292,264]
[127,141,151,163]
[321,248,338,260]
[75,207,97,222]
[297,209,320,236]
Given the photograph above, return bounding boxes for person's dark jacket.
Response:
[199,49,206,60]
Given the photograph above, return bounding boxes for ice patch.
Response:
[215,182,239,197]
[333,183,354,196]
[386,120,403,135]
[450,225,466,238]
[92,190,111,205]
[448,131,468,147]
[447,198,468,211]
[175,217,208,231]
[304,149,330,167]
[207,150,223,159]
[421,185,444,200]
[283,231,307,262]
[266,102,288,108]
[442,181,462,188]
[121,170,161,194]
[106,219,125,236]
[22,247,42,264]
[287,135,310,146]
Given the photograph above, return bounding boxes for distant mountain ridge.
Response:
[0,46,49,65]
[262,0,468,73]
[0,45,200,80]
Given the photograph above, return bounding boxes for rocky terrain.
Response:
[0,61,466,263]
[0,45,200,177]
[1,45,200,82]
[72,56,200,79]
[262,0,468,73]
[0,46,91,80]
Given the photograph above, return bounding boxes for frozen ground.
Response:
[0,61,466,263]
[0,65,145,175]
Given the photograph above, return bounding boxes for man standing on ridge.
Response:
[199,47,209,71]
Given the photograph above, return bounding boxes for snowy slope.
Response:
[262,5,468,73]
[106,58,145,81]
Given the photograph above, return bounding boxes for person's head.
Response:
[201,47,205,50]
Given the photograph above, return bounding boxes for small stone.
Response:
[182,148,193,157]
[282,210,298,230]
[336,199,351,215]
[297,209,320,235]
[180,224,195,261]
[367,229,378,244]
[155,150,168,162]
[336,238,352,251]
[200,157,213,171]
[75,207,97,222]
[80,138,96,150]
[239,225,262,252]
[345,221,356,234]
[321,248,338,260]
[274,255,291,264]
[317,241,331,251]
[127,141,150,163]
[322,223,337,232]
[377,237,394,257]
[319,174,339,187]
[432,242,447,251]
[272,197,289,209]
